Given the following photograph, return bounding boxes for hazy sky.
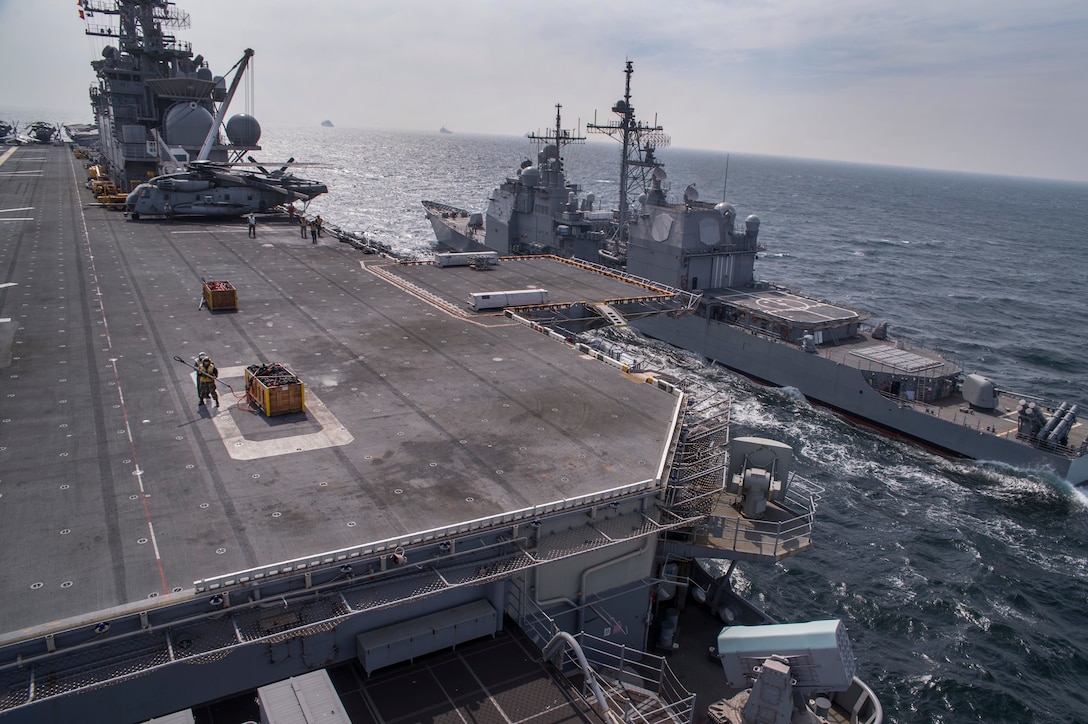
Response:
[2,0,1087,181]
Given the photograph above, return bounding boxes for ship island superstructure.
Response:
[84,0,262,190]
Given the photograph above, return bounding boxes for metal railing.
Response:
[564,633,695,724]
[511,584,695,724]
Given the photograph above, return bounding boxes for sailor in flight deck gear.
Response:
[196,353,219,407]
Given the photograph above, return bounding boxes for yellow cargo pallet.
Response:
[245,365,305,417]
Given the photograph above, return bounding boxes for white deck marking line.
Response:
[68,150,169,593]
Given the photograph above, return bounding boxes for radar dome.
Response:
[745,214,761,232]
[715,202,736,218]
[163,102,214,147]
[520,167,540,187]
[226,113,262,146]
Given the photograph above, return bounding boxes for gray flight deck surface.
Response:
[0,145,679,636]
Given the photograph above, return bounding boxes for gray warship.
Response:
[0,4,883,723]
[424,62,1088,486]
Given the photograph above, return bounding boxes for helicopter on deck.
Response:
[125,158,328,220]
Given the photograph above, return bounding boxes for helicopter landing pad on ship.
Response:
[711,287,862,325]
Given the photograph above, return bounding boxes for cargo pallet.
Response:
[245,364,305,417]
[202,280,237,311]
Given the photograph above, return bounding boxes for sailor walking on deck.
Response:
[247,212,256,238]
[315,215,323,237]
[300,215,308,238]
[195,353,219,407]
[310,219,318,244]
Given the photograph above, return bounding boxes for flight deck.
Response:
[0,145,682,635]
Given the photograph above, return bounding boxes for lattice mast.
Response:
[588,61,670,238]
[82,0,192,59]
[526,103,585,190]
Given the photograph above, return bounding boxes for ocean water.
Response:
[254,127,1088,723]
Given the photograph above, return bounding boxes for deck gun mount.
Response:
[726,437,793,519]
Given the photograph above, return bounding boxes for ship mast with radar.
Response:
[526,103,585,192]
[588,60,671,242]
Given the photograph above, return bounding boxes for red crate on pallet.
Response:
[202,280,237,310]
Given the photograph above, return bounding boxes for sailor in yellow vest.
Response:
[195,352,219,407]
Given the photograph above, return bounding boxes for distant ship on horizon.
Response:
[321,119,334,127]
[440,126,452,134]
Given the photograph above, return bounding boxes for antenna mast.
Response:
[587,61,670,239]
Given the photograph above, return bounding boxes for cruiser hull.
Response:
[633,313,1088,485]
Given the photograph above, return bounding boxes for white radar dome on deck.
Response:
[745,214,761,232]
[225,113,262,146]
[520,167,540,187]
[715,202,736,221]
[163,102,214,147]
